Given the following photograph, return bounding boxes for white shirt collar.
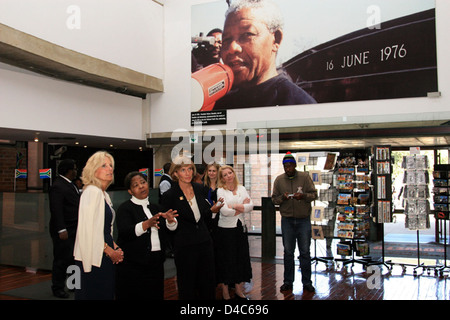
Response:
[60,175,72,183]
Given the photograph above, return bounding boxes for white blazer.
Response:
[217,185,253,228]
[73,185,114,272]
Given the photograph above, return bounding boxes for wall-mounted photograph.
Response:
[191,0,438,113]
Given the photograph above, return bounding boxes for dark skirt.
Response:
[216,225,252,285]
[75,201,115,300]
[115,251,165,300]
[74,254,115,300]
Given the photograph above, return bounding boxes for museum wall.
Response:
[0,0,163,141]
[149,0,450,136]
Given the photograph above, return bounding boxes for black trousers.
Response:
[51,234,75,292]
[174,240,216,300]
[115,251,165,300]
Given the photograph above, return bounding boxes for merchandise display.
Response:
[373,146,393,223]
[432,164,450,220]
[309,154,338,241]
[335,151,371,240]
[333,150,372,260]
[432,164,450,276]
[290,147,447,276]
[401,154,431,230]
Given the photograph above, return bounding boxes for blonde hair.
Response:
[204,163,221,187]
[169,155,196,182]
[218,165,239,190]
[81,151,115,190]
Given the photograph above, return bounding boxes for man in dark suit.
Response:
[49,159,80,298]
[158,162,174,199]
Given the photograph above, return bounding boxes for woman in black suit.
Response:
[160,156,223,300]
[115,171,177,300]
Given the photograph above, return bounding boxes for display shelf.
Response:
[372,145,393,223]
[301,153,339,267]
[433,164,450,221]
[363,145,394,270]
[333,149,376,268]
[387,153,443,275]
[432,164,450,276]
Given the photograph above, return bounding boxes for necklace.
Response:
[186,193,195,206]
[180,184,194,205]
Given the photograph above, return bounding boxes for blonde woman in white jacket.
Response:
[73,151,123,300]
[216,165,253,300]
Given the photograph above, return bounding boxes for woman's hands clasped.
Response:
[105,244,124,264]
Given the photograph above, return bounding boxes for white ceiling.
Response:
[0,127,145,150]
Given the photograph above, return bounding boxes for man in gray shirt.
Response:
[272,152,317,293]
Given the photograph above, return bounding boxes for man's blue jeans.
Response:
[281,216,312,286]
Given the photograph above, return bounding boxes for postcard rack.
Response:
[333,149,375,268]
[432,164,450,276]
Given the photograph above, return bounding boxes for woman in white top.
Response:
[216,165,253,300]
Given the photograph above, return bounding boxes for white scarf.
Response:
[131,196,161,251]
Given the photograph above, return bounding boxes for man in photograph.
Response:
[192,28,223,72]
[215,0,316,109]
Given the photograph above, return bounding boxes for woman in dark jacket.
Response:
[115,171,177,300]
[160,156,223,300]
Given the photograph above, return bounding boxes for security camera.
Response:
[54,146,67,156]
[50,146,67,160]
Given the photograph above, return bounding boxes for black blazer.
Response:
[49,176,80,238]
[161,182,213,249]
[116,200,168,265]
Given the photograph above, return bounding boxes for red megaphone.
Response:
[191,63,234,112]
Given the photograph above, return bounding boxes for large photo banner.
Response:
[190,0,438,117]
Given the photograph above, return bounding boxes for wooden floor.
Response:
[1,259,449,300]
[0,265,52,300]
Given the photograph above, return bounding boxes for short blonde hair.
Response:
[218,165,239,190]
[81,151,115,190]
[169,155,196,182]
